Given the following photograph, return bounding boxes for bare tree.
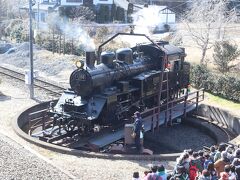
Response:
[0,0,28,19]
[46,13,63,54]
[69,6,96,23]
[0,0,8,19]
[181,0,237,65]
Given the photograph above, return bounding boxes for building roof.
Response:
[147,5,175,13]
[162,44,184,56]
[114,0,172,13]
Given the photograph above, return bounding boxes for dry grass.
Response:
[178,23,240,112]
[203,92,240,117]
[178,23,240,72]
[34,50,81,63]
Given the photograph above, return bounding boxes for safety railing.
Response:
[140,88,204,132]
[28,109,51,135]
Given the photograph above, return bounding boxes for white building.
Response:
[28,0,117,26]
[24,0,176,26]
[132,5,176,33]
[60,0,113,6]
[93,0,113,5]
[60,0,83,6]
[158,6,175,24]
[40,0,58,3]
[32,4,56,23]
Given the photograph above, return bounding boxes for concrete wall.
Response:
[197,104,240,134]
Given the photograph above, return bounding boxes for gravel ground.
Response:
[145,124,216,154]
[0,134,73,180]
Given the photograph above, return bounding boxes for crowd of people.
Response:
[132,143,240,180]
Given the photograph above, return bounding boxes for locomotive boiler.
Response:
[48,33,190,136]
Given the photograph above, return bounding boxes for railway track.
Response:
[0,66,65,98]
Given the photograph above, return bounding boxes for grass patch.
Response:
[204,91,240,111]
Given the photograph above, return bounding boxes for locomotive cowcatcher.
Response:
[48,33,190,136]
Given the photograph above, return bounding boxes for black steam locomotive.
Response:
[48,33,190,136]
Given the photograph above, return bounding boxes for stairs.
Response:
[157,56,171,127]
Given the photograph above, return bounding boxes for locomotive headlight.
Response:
[75,60,84,69]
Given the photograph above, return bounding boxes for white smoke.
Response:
[61,22,95,51]
[119,6,173,47]
[132,5,167,35]
[45,13,96,51]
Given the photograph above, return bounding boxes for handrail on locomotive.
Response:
[97,32,165,63]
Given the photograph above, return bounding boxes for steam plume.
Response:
[62,23,95,51]
[46,13,96,51]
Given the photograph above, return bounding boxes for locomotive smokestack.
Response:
[86,51,96,68]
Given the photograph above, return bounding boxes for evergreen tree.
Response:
[213,41,240,73]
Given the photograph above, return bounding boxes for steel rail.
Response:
[0,66,65,97]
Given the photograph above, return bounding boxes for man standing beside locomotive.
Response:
[133,111,143,153]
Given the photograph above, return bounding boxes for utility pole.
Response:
[37,0,40,31]
[29,0,34,99]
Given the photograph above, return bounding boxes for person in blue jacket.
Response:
[133,111,143,152]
